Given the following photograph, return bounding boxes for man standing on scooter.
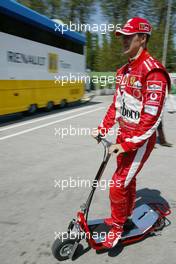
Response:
[92,17,170,249]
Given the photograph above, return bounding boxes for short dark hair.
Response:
[145,34,150,44]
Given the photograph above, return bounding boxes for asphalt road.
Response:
[0,96,176,264]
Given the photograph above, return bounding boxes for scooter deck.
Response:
[87,204,159,244]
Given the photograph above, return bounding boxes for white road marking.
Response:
[0,107,105,141]
[0,104,101,132]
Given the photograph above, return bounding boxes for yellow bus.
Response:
[0,0,86,115]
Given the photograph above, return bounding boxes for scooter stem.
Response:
[83,138,112,221]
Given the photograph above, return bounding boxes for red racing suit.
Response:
[98,49,170,225]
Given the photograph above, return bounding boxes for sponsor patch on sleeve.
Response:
[145,91,162,105]
[144,105,158,116]
[147,80,162,91]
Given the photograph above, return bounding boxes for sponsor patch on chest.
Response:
[127,75,143,88]
[119,74,129,92]
[116,74,123,84]
[120,91,143,123]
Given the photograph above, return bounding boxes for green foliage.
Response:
[58,0,96,24]
[17,0,47,15]
[108,32,126,71]
[87,33,101,71]
[47,0,61,18]
[17,0,176,72]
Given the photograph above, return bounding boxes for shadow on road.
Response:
[136,188,170,208]
[72,188,171,260]
[73,244,91,261]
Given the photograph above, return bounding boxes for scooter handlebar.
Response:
[95,134,119,154]
[95,134,111,147]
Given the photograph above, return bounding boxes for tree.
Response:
[47,0,61,18]
[99,0,176,72]
[100,0,133,25]
[98,34,110,71]
[17,0,47,15]
[61,0,96,24]
[86,31,93,69]
[108,32,126,71]
[92,34,101,71]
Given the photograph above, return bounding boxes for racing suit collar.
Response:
[128,49,149,68]
[129,47,144,62]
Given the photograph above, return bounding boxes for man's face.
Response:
[122,34,145,58]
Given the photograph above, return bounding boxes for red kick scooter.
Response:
[52,137,171,261]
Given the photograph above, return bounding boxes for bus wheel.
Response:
[46,101,54,111]
[28,104,37,114]
[60,99,67,108]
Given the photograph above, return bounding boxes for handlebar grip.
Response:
[95,133,103,143]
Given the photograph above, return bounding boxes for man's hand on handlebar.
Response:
[91,129,103,143]
[92,130,125,155]
[108,144,125,155]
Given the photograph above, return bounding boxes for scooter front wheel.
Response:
[52,237,77,261]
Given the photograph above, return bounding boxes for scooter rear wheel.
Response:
[52,237,77,261]
[153,217,165,231]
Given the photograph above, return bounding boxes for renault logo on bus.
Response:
[48,53,58,73]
